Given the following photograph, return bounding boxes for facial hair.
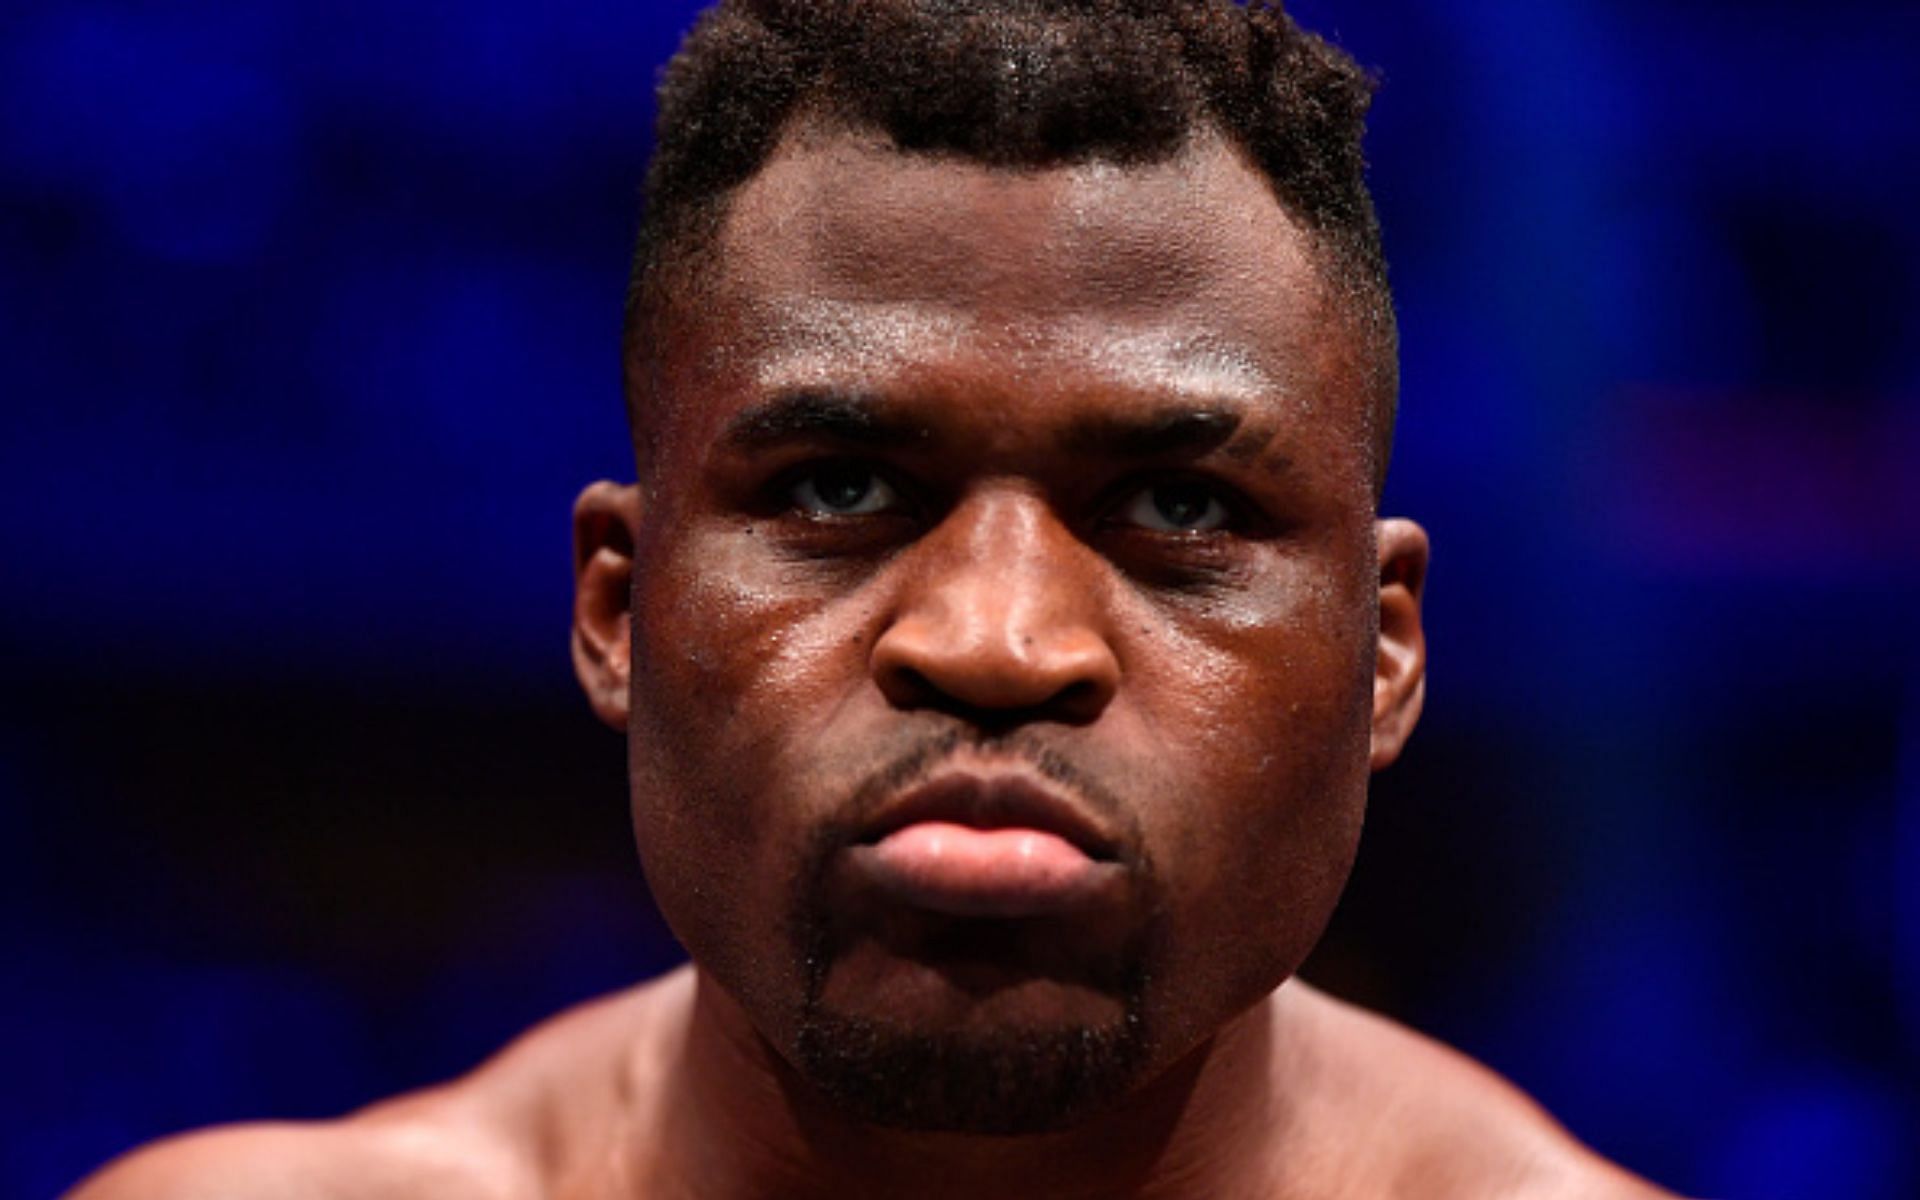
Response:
[785,729,1163,1134]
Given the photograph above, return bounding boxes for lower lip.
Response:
[851,821,1118,918]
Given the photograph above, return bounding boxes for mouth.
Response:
[843,766,1128,919]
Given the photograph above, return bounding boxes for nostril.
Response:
[1051,679,1106,723]
[878,665,1113,729]
[871,615,1120,723]
[880,663,940,710]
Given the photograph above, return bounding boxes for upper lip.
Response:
[857,764,1122,862]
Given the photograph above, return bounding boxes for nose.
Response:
[870,490,1120,726]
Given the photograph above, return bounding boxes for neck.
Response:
[648,971,1299,1200]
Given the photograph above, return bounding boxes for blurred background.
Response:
[2,0,1915,1195]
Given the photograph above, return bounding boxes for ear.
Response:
[1370,517,1429,772]
[572,481,643,731]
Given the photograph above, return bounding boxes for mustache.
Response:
[791,726,1162,1010]
[787,721,1159,1013]
[821,727,1140,862]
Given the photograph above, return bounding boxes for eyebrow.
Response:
[720,392,933,451]
[721,391,1288,474]
[1061,407,1245,459]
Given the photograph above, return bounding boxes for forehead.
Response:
[652,123,1365,475]
[733,123,1314,302]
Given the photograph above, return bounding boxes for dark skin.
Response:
[69,124,1674,1199]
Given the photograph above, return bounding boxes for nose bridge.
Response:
[924,487,1087,651]
[872,486,1119,720]
[947,489,1061,631]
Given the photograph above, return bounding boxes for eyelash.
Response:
[772,458,916,522]
[767,458,1259,541]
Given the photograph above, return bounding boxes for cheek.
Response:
[632,527,872,751]
[1127,554,1375,1020]
[1151,630,1370,907]
[1130,550,1375,810]
[624,527,882,968]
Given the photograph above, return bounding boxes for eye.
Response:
[788,460,900,517]
[1118,480,1232,533]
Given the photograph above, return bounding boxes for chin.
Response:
[787,924,1159,1134]
[792,1004,1150,1135]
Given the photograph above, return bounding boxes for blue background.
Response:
[4,1,1916,1195]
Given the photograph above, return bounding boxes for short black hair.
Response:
[627,0,1398,489]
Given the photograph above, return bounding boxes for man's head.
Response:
[573,0,1427,1136]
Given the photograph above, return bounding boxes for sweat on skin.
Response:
[67,119,1674,1200]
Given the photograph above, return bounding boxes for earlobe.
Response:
[1370,517,1429,772]
[572,481,643,731]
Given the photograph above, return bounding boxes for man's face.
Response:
[581,124,1422,1132]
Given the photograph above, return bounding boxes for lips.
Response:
[843,767,1127,918]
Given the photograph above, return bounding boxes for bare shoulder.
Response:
[1281,982,1683,1200]
[61,1116,525,1200]
[65,969,694,1200]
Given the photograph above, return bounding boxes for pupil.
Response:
[1155,485,1208,527]
[817,465,872,510]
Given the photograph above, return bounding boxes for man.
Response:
[73,1,1676,1196]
